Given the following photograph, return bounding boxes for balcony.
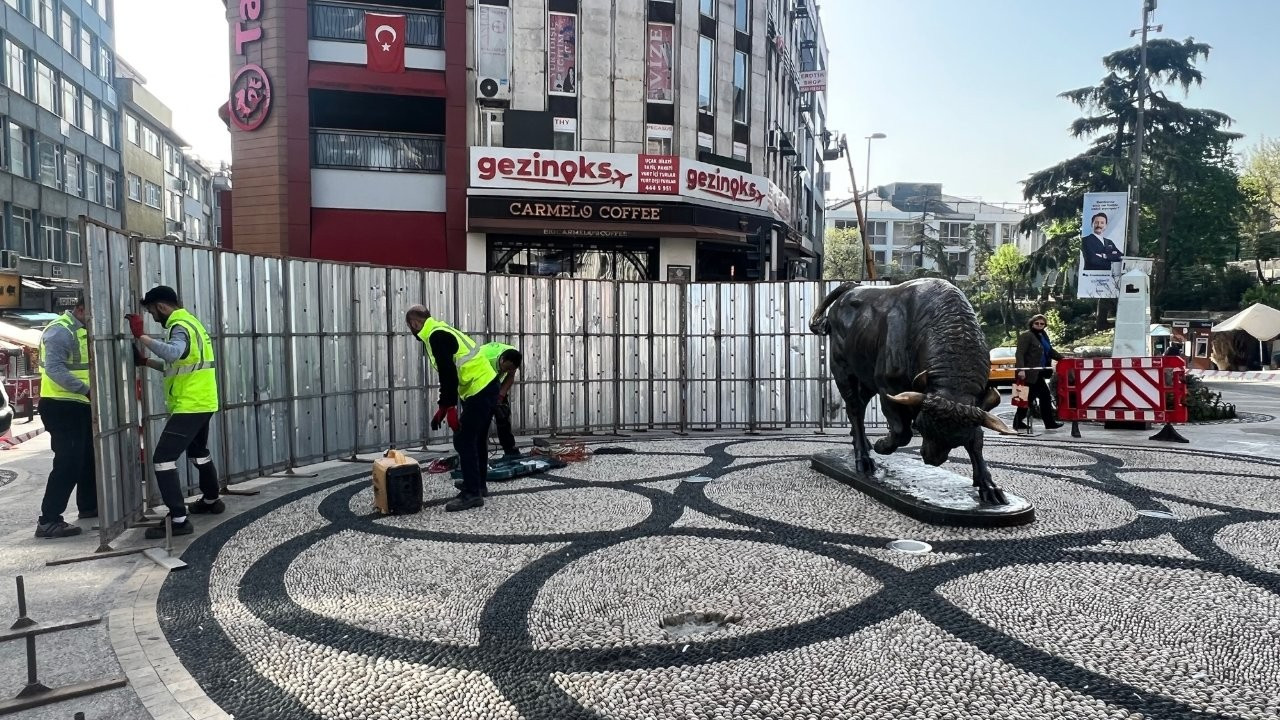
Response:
[309,1,443,49]
[312,129,444,173]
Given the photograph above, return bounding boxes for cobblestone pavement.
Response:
[155,435,1280,720]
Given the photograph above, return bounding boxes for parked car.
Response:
[988,346,1017,387]
[0,382,11,437]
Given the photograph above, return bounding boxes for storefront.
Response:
[467,148,794,282]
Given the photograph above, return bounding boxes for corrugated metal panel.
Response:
[650,283,683,428]
[287,260,324,464]
[686,283,718,428]
[320,263,356,457]
[553,279,586,432]
[352,266,390,453]
[387,268,426,447]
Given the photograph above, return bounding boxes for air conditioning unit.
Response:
[767,130,781,152]
[476,76,510,102]
[0,251,18,270]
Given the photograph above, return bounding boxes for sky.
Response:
[113,0,1280,203]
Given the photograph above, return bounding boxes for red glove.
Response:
[126,314,145,339]
[431,405,459,432]
[133,347,147,367]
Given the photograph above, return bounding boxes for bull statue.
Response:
[810,278,1017,505]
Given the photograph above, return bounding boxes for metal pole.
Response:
[842,137,875,281]
[1128,0,1150,257]
[11,576,36,629]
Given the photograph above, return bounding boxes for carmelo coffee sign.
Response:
[470,147,780,215]
[228,0,272,131]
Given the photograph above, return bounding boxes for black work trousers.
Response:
[152,412,220,519]
[455,379,500,497]
[1015,376,1058,426]
[39,398,96,524]
[493,397,517,455]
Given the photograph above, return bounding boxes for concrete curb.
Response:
[0,423,46,448]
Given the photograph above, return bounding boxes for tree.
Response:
[1020,37,1244,305]
[984,243,1026,332]
[823,226,864,280]
[1239,139,1280,284]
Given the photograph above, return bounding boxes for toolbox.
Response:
[372,449,423,515]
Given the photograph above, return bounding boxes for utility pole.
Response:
[1128,0,1159,256]
[840,135,877,280]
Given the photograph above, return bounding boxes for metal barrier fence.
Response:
[81,223,873,549]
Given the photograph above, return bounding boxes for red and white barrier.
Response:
[1056,356,1187,425]
[1191,370,1278,382]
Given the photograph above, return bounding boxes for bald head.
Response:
[405,305,430,334]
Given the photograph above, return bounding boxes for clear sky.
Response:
[113,0,1279,203]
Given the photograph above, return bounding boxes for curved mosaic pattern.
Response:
[159,434,1280,720]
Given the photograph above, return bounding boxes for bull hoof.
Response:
[872,438,898,455]
[978,485,1009,506]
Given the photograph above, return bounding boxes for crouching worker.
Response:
[405,305,499,512]
[128,286,223,539]
[481,342,523,459]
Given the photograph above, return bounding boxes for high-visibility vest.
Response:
[163,308,219,414]
[417,318,498,400]
[478,342,517,381]
[38,312,89,404]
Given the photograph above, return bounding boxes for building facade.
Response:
[180,155,215,245]
[0,0,120,311]
[827,183,1046,279]
[220,0,827,279]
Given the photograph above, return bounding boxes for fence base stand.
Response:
[9,578,35,630]
[0,616,102,644]
[0,676,128,715]
[1071,421,1082,439]
[1149,424,1189,444]
[142,547,187,571]
[267,467,319,479]
[45,547,146,567]
[220,484,261,496]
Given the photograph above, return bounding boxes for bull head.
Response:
[887,392,1016,435]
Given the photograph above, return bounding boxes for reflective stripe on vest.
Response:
[38,313,90,404]
[478,342,516,381]
[417,318,498,400]
[162,308,219,413]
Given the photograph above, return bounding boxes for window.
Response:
[44,216,65,262]
[61,9,76,54]
[36,137,59,188]
[5,40,28,97]
[126,114,140,145]
[99,107,114,148]
[97,45,111,81]
[164,143,182,176]
[103,170,117,209]
[645,123,673,155]
[893,221,922,246]
[66,222,81,263]
[947,251,971,274]
[34,60,56,113]
[144,181,162,208]
[187,216,203,243]
[81,94,95,133]
[7,122,29,178]
[735,0,749,33]
[939,222,970,246]
[126,173,142,202]
[733,51,748,124]
[60,76,77,123]
[142,127,160,157]
[698,36,714,114]
[700,0,715,17]
[63,150,82,196]
[873,250,887,265]
[13,207,37,257]
[4,0,20,11]
[38,0,55,36]
[1001,223,1021,245]
[85,161,100,204]
[166,190,182,221]
[552,117,576,151]
[892,250,922,268]
[80,29,93,69]
[833,219,856,231]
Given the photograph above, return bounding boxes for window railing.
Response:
[309,1,443,49]
[312,129,444,173]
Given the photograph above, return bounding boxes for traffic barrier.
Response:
[1056,356,1188,424]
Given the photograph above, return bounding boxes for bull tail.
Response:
[808,281,858,336]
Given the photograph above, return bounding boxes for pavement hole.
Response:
[659,611,741,639]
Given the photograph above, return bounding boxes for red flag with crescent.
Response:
[366,12,406,73]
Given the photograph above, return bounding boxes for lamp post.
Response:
[864,133,886,269]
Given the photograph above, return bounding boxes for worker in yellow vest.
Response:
[128,286,222,539]
[480,341,523,459]
[35,299,96,538]
[405,305,499,512]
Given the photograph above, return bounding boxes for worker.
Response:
[482,342,524,460]
[128,286,223,539]
[34,298,95,538]
[405,305,499,512]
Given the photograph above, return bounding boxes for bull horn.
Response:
[912,370,929,391]
[887,392,925,407]
[982,411,1018,435]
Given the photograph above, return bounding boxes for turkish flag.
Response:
[366,12,406,73]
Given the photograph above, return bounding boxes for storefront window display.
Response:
[489,240,656,281]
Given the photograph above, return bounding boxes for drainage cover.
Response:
[888,539,933,554]
[1137,510,1179,520]
[658,611,740,639]
[682,476,713,484]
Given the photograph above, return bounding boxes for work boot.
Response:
[144,519,194,540]
[445,494,484,512]
[502,449,522,460]
[454,479,489,497]
[35,521,83,538]
[187,497,226,515]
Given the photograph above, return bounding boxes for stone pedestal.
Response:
[811,450,1035,527]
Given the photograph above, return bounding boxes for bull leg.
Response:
[964,431,1008,506]
[874,395,914,455]
[833,365,875,473]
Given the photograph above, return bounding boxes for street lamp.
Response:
[864,133,886,258]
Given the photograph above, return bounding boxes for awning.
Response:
[1149,324,1172,337]
[0,320,42,348]
[1211,303,1280,341]
[21,278,56,291]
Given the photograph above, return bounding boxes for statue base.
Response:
[811,450,1035,527]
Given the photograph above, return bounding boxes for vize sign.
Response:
[228,0,272,131]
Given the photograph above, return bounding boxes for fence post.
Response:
[746,284,758,434]
[348,264,360,461]
[384,267,396,450]
[548,279,559,438]
[612,280,622,436]
[678,282,688,435]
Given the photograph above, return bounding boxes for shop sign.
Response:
[0,272,19,309]
[471,197,671,224]
[51,289,81,308]
[667,265,692,283]
[798,70,827,93]
[228,0,272,131]
[682,158,766,208]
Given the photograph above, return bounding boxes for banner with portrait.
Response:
[646,23,674,102]
[548,12,577,96]
[1078,191,1129,299]
[476,5,510,88]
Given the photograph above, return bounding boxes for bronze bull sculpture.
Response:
[810,278,1017,505]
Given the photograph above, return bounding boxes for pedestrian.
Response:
[1014,313,1064,430]
[1164,333,1185,358]
[405,305,500,512]
[128,286,223,539]
[34,299,95,538]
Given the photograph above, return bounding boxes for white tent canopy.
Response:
[1211,303,1280,341]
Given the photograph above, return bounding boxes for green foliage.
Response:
[822,226,864,280]
[1242,282,1280,308]
[1157,265,1257,311]
[1043,309,1067,340]
[1183,374,1237,422]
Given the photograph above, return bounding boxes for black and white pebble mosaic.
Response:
[158,434,1280,719]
